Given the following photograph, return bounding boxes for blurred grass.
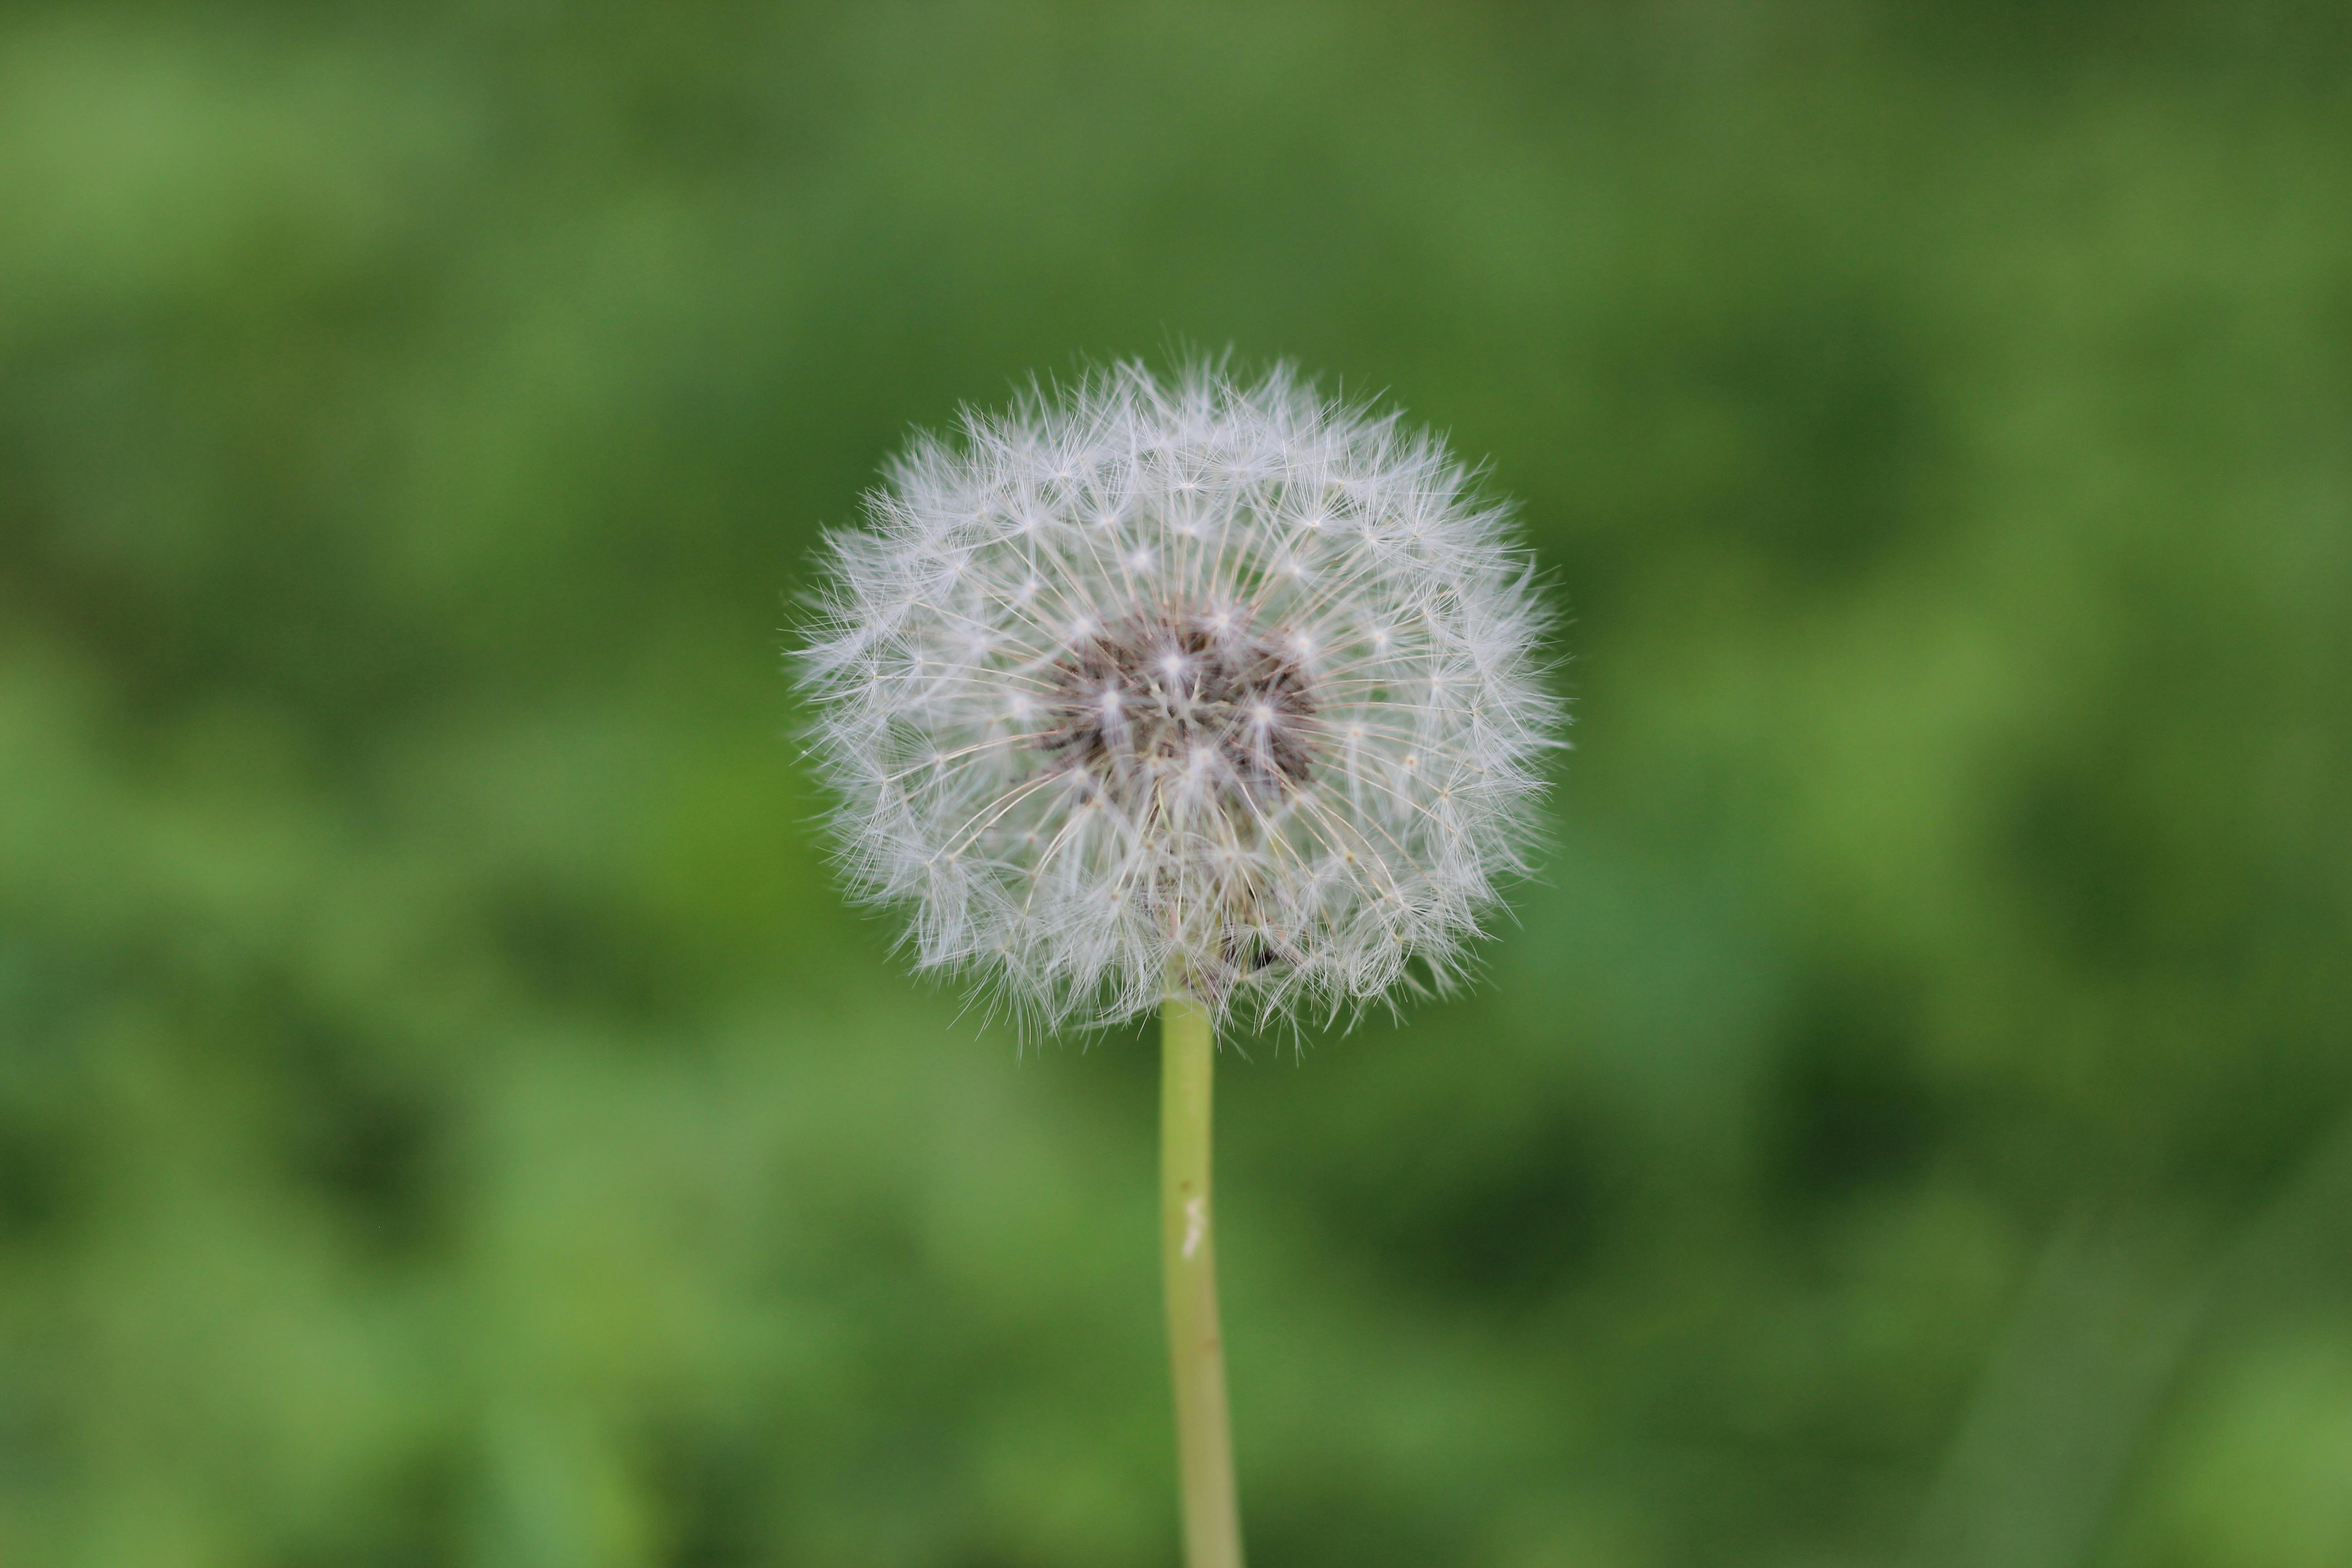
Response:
[3,2,2352,1565]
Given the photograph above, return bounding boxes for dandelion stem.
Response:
[1161,990,1245,1568]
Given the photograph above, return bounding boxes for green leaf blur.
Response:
[3,4,2349,1565]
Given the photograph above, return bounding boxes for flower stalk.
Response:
[1161,990,1244,1568]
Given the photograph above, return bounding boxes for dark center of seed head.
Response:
[1039,607,1317,802]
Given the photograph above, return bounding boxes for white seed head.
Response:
[795,362,1562,1032]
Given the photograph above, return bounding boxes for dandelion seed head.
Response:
[796,361,1562,1031]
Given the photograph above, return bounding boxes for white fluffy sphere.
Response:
[796,363,1560,1031]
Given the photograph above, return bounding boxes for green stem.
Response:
[1161,990,1245,1568]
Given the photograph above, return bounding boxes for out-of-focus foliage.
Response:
[3,2,2350,1564]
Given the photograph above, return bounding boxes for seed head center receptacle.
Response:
[1039,604,1318,813]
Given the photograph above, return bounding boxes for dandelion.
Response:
[795,361,1560,1567]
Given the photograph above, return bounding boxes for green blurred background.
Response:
[5,2,2351,1564]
